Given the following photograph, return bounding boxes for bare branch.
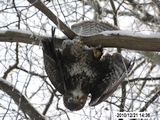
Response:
[125,77,160,83]
[125,0,160,24]
[16,66,47,79]
[0,30,64,47]
[3,43,19,79]
[81,33,160,51]
[0,30,160,51]
[43,92,54,115]
[27,0,76,39]
[138,51,160,65]
[0,77,46,120]
[140,90,160,112]
[120,82,127,112]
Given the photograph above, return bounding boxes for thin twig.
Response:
[127,77,160,83]
[140,90,160,112]
[43,92,54,115]
[27,0,76,39]
[3,43,19,79]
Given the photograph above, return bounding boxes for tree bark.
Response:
[27,0,76,39]
[0,30,160,51]
[0,77,46,120]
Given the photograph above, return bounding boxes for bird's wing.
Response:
[42,28,65,94]
[71,21,119,36]
[90,53,134,106]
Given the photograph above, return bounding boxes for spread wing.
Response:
[42,28,65,94]
[89,53,134,106]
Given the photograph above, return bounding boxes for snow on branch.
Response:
[0,30,64,47]
[0,77,46,120]
[81,31,160,51]
[0,29,160,51]
[25,0,160,51]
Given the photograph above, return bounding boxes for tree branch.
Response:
[3,43,19,79]
[140,90,160,112]
[124,77,160,83]
[120,82,127,112]
[138,51,160,65]
[0,30,64,47]
[27,0,76,39]
[16,66,47,79]
[43,92,54,115]
[126,0,159,24]
[0,30,160,51]
[81,33,160,51]
[0,77,46,120]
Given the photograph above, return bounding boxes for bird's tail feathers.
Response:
[41,27,58,60]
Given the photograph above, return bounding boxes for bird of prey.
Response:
[42,26,134,111]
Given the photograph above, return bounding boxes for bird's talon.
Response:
[76,41,83,46]
[94,50,101,58]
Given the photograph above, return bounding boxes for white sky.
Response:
[0,0,160,120]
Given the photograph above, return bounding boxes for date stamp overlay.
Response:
[115,112,150,119]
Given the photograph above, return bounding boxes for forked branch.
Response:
[0,77,46,120]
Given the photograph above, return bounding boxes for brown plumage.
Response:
[42,28,134,111]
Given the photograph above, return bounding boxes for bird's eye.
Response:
[68,97,73,102]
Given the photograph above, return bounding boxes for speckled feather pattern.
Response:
[42,34,134,111]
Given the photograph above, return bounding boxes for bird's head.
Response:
[63,91,87,111]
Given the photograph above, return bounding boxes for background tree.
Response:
[0,0,160,119]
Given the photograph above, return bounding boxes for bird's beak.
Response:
[73,95,87,104]
[74,97,80,103]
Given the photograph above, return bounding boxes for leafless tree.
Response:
[0,0,160,120]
